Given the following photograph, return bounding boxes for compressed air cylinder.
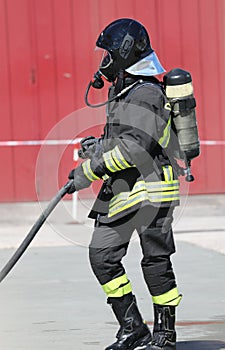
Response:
[163,68,200,161]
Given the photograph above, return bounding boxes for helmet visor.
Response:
[95,47,113,70]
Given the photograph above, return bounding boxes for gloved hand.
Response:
[78,136,99,159]
[67,166,92,194]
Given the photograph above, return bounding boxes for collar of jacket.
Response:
[124,75,161,87]
[114,74,162,96]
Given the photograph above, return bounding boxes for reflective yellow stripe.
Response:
[102,274,128,293]
[152,287,182,306]
[108,179,180,217]
[146,181,179,192]
[109,181,147,208]
[82,160,100,182]
[110,192,130,208]
[104,282,132,298]
[159,117,171,148]
[103,146,133,174]
[113,146,132,169]
[163,165,173,182]
[110,179,179,208]
[109,192,149,217]
[148,191,180,202]
[102,174,109,180]
[111,148,126,170]
[103,151,122,172]
[102,274,132,297]
[109,191,179,217]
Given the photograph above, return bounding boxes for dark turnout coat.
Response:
[81,76,180,223]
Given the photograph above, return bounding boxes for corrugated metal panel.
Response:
[0,0,224,201]
[0,0,15,200]
[196,0,224,193]
[0,0,38,201]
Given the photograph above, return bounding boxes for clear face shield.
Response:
[95,47,115,82]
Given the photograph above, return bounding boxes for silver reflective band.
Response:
[108,177,180,218]
[125,52,165,76]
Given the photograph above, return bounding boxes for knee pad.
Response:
[89,247,108,284]
[89,246,127,285]
[141,257,176,296]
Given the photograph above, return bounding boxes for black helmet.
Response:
[96,18,153,82]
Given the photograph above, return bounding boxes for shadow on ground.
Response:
[177,341,225,349]
[145,340,225,349]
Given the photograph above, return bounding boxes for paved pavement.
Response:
[0,194,225,349]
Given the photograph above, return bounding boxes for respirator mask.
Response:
[90,48,117,90]
[85,48,127,107]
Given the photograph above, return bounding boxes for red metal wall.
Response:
[0,0,225,201]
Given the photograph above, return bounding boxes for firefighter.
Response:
[68,18,182,350]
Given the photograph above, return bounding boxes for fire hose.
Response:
[0,179,74,283]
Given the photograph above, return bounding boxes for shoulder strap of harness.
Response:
[124,79,164,101]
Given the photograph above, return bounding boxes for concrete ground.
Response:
[0,194,225,350]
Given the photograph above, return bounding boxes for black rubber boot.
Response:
[105,293,152,350]
[149,304,176,350]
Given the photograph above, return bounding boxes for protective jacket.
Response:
[79,76,180,223]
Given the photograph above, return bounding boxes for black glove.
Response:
[78,136,99,159]
[67,166,92,194]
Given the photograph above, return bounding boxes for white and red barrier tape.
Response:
[0,138,224,220]
[200,141,225,145]
[0,139,82,146]
[0,139,224,147]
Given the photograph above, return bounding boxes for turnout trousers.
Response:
[89,205,178,300]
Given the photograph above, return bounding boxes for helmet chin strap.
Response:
[84,72,143,108]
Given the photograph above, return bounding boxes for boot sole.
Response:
[130,333,152,350]
[148,342,176,350]
[148,346,176,350]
